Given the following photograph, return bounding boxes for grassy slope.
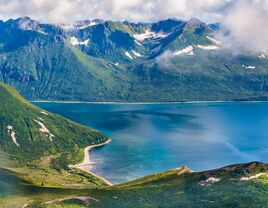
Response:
[1,162,268,208]
[0,39,133,101]
[87,162,268,208]
[0,82,109,188]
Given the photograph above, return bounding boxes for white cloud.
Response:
[155,50,176,68]
[0,0,232,23]
[219,0,268,53]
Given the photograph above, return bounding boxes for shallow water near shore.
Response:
[34,102,268,184]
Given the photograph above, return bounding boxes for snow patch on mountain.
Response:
[258,50,268,59]
[36,30,48,35]
[34,119,55,141]
[134,30,168,42]
[258,54,266,59]
[240,173,266,181]
[197,45,219,50]
[7,125,20,147]
[38,117,44,121]
[125,51,133,59]
[59,20,100,31]
[132,50,142,57]
[59,24,75,31]
[199,177,220,186]
[242,65,256,69]
[77,21,98,30]
[134,40,142,46]
[206,36,222,45]
[40,111,48,115]
[151,45,162,54]
[174,46,194,56]
[70,37,89,46]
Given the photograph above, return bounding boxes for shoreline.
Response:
[69,139,113,186]
[30,100,268,104]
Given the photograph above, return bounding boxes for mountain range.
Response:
[0,17,268,102]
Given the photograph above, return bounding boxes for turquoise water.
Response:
[34,102,268,184]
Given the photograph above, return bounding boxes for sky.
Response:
[0,0,235,24]
[0,0,267,52]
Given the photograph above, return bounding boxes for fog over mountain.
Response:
[0,0,231,23]
[221,0,268,53]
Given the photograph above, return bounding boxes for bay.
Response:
[34,102,268,184]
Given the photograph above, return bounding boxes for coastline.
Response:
[69,139,113,186]
[30,100,268,105]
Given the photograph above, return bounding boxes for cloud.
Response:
[155,50,175,68]
[219,0,268,53]
[0,0,232,23]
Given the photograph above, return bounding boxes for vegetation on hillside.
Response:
[0,83,109,188]
[1,162,268,208]
[0,17,268,102]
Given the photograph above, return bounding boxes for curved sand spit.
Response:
[70,139,113,186]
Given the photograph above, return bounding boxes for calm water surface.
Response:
[34,102,268,184]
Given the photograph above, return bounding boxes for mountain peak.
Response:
[15,16,32,21]
[183,18,211,33]
[6,16,40,30]
[184,18,205,28]
[187,18,203,24]
[151,18,185,33]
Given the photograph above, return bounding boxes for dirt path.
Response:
[42,196,98,205]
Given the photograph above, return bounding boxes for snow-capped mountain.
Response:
[0,17,267,102]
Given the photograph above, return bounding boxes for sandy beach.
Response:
[69,139,113,186]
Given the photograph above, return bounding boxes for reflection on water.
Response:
[35,102,268,184]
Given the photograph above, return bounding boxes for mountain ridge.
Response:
[0,16,268,102]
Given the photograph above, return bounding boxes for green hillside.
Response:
[0,82,109,188]
[28,162,268,208]
[1,162,268,208]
